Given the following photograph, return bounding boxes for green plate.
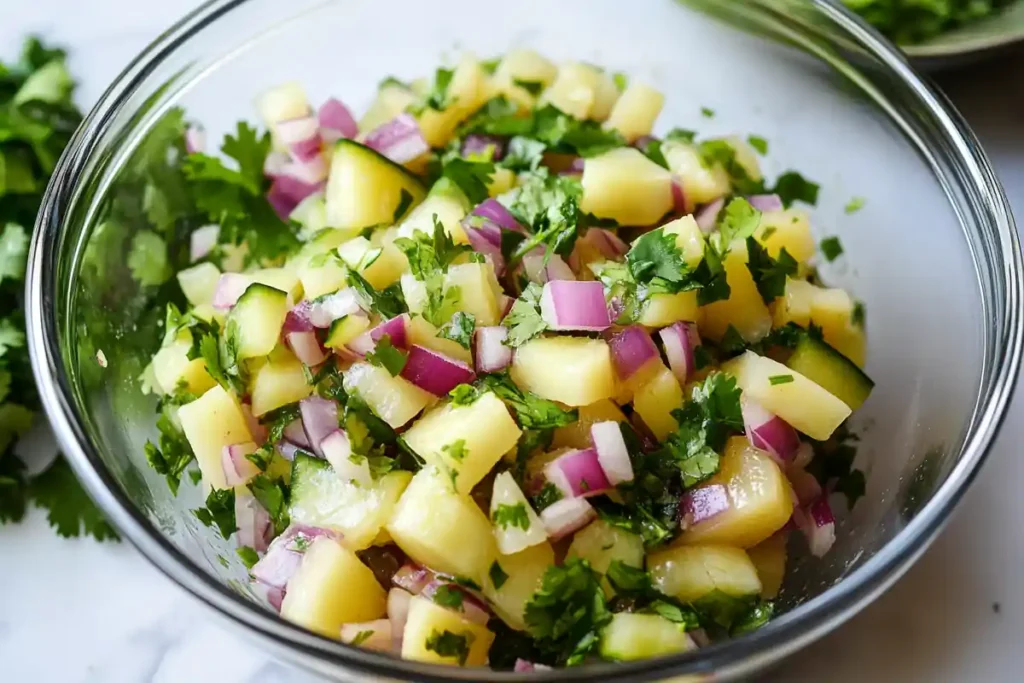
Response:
[902,1,1024,66]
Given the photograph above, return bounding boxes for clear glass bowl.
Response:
[26,0,1022,679]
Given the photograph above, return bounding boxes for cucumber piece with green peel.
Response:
[599,613,694,661]
[786,333,874,410]
[228,283,289,360]
[325,139,426,230]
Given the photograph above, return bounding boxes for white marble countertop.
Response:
[0,2,1022,681]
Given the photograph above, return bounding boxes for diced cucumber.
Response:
[228,283,289,360]
[325,139,426,230]
[599,613,693,661]
[289,453,412,551]
[176,262,221,307]
[786,334,874,410]
[324,314,371,350]
[396,176,471,244]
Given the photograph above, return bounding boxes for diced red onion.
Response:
[308,289,362,328]
[680,484,730,530]
[421,581,491,625]
[747,194,783,212]
[263,150,290,177]
[540,280,611,331]
[590,421,633,485]
[240,402,268,445]
[393,563,434,594]
[189,224,219,262]
[286,330,328,366]
[789,468,823,506]
[632,135,658,150]
[689,628,711,648]
[523,253,575,284]
[465,225,506,276]
[583,228,629,259]
[551,448,611,498]
[321,429,371,488]
[341,620,393,651]
[318,97,358,142]
[235,488,272,552]
[741,396,801,465]
[461,133,505,161]
[387,588,413,646]
[212,273,251,309]
[280,154,329,185]
[260,584,285,613]
[370,314,410,350]
[695,198,725,234]
[365,113,429,164]
[791,441,815,471]
[276,440,303,461]
[470,198,525,234]
[275,115,321,159]
[346,331,376,357]
[184,124,206,154]
[284,301,315,333]
[251,524,340,590]
[541,496,596,540]
[299,396,340,457]
[608,325,659,380]
[474,326,512,373]
[514,660,553,673]
[671,177,687,213]
[660,321,701,384]
[222,444,260,485]
[797,496,836,557]
[400,345,476,397]
[283,419,311,448]
[566,157,585,174]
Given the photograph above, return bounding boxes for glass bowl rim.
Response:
[25,0,1024,679]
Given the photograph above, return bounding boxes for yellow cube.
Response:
[484,542,555,631]
[648,544,762,603]
[402,392,522,497]
[511,336,616,406]
[603,83,664,142]
[402,596,495,666]
[700,242,773,343]
[632,364,684,441]
[250,356,313,417]
[387,469,497,583]
[552,399,626,450]
[343,362,434,428]
[747,532,788,599]
[754,209,815,265]
[297,257,348,301]
[280,538,387,638]
[151,335,216,397]
[580,147,674,226]
[540,62,601,120]
[662,215,706,269]
[417,55,489,148]
[178,385,253,491]
[638,291,700,328]
[771,278,816,328]
[336,236,407,290]
[663,141,731,206]
[406,315,473,365]
[444,262,503,326]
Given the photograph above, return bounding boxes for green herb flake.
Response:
[492,502,531,530]
[425,629,474,665]
[513,79,545,96]
[365,334,408,377]
[432,584,466,611]
[772,171,820,207]
[442,439,468,462]
[236,546,259,569]
[351,629,376,647]
[820,236,844,262]
[747,135,768,155]
[490,560,510,590]
[192,487,236,539]
[479,372,577,430]
[524,559,611,665]
[502,283,549,347]
[845,196,866,214]
[666,372,744,488]
[768,374,794,385]
[745,239,798,304]
[701,106,716,118]
[437,311,475,350]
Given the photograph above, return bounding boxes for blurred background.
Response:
[0,1,1021,681]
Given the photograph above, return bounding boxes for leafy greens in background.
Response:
[842,0,1016,44]
[0,37,118,540]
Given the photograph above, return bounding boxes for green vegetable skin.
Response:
[126,48,878,670]
[843,0,1016,43]
[0,38,116,540]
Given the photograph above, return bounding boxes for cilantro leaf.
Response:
[365,334,408,377]
[666,372,744,487]
[236,546,259,569]
[144,410,195,495]
[745,238,798,304]
[29,458,119,541]
[701,106,715,118]
[845,196,866,214]
[490,560,510,590]
[442,439,468,462]
[665,128,697,144]
[462,97,535,138]
[626,228,692,288]
[0,223,28,284]
[502,136,547,172]
[425,629,474,665]
[492,502,531,530]
[532,104,625,157]
[820,236,844,262]
[479,372,577,430]
[524,558,611,665]
[531,481,563,513]
[394,215,470,326]
[346,269,407,319]
[441,158,494,205]
[513,79,545,96]
[437,311,475,350]
[502,283,548,347]
[747,135,768,155]
[410,67,456,114]
[732,601,775,635]
[432,584,466,611]
[507,171,583,265]
[718,198,762,246]
[193,487,236,539]
[248,473,291,535]
[698,139,765,195]
[771,171,820,207]
[258,402,302,444]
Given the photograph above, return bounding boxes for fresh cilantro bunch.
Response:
[524,559,612,665]
[0,38,117,540]
[843,0,1015,44]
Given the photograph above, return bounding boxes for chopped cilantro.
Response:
[462,97,534,138]
[258,403,302,444]
[639,137,669,170]
[448,383,480,406]
[531,104,625,157]
[441,157,494,205]
[490,560,510,590]
[502,283,548,347]
[665,128,697,144]
[698,139,764,195]
[365,334,407,377]
[612,72,629,91]
[492,502,531,530]
[442,439,468,462]
[731,601,775,635]
[768,374,794,385]
[772,171,820,207]
[747,135,769,155]
[478,372,578,430]
[745,238,798,303]
[350,629,376,647]
[666,372,744,487]
[425,629,473,665]
[820,236,844,262]
[394,216,470,326]
[144,410,196,495]
[524,558,611,665]
[410,67,456,114]
[346,269,408,319]
[502,136,547,172]
[845,196,866,214]
[718,197,762,246]
[627,228,691,287]
[851,301,866,328]
[513,78,545,95]
[248,473,290,535]
[192,487,236,539]
[701,106,715,118]
[432,584,466,611]
[506,170,583,265]
[236,546,259,569]
[438,311,475,350]
[531,482,563,512]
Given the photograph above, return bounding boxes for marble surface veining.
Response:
[0,1,1022,681]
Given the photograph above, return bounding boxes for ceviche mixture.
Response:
[144,50,873,669]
